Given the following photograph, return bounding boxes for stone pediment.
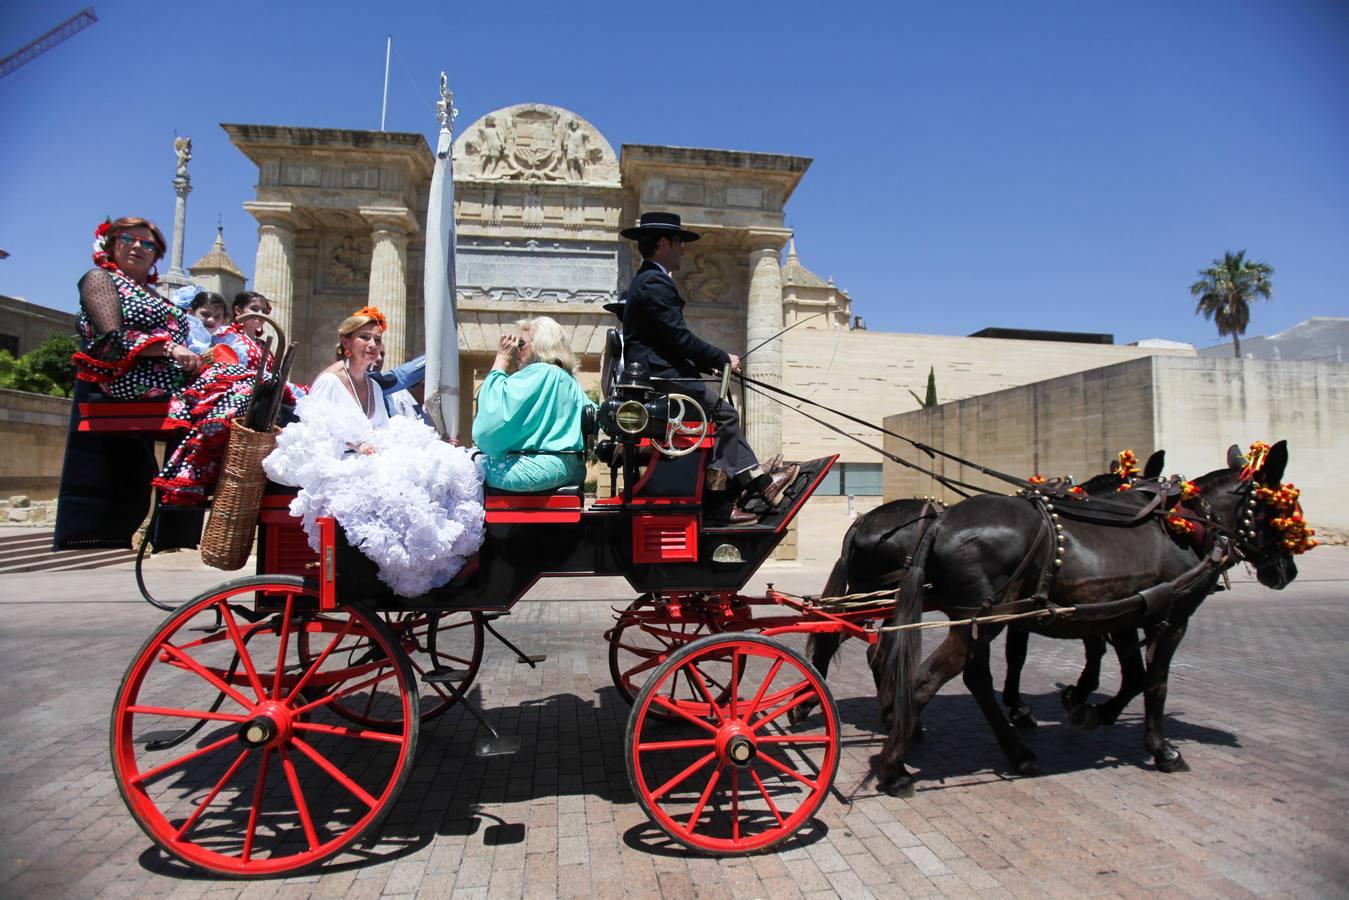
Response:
[454,104,619,186]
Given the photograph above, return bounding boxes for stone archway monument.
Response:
[224,124,432,378]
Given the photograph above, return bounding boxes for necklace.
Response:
[342,359,373,418]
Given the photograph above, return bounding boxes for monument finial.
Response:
[436,72,458,132]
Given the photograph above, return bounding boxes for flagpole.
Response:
[380,35,391,131]
[424,73,460,439]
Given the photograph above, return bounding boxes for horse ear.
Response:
[1261,440,1288,486]
[1143,450,1165,479]
[1227,445,1246,470]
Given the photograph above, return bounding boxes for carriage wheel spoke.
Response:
[746,658,784,717]
[758,733,831,745]
[751,682,816,731]
[650,694,719,733]
[685,663,725,723]
[731,766,741,843]
[241,748,272,863]
[279,747,320,852]
[650,751,716,803]
[286,617,358,703]
[292,667,401,716]
[757,750,819,790]
[294,720,406,744]
[158,643,256,711]
[291,738,378,808]
[729,650,741,719]
[636,737,717,752]
[684,763,722,834]
[132,734,237,786]
[270,595,295,700]
[174,749,250,840]
[750,769,786,827]
[359,669,383,717]
[219,602,267,702]
[126,705,247,724]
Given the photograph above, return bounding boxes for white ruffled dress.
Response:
[263,371,486,597]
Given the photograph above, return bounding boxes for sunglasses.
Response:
[116,233,158,252]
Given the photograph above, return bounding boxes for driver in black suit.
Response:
[619,211,796,525]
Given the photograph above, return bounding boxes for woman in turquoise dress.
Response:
[472,316,595,492]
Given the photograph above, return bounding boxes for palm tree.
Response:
[1190,250,1274,358]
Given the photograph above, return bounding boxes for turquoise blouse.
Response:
[472,363,594,491]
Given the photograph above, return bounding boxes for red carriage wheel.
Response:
[110,576,418,877]
[299,611,484,726]
[626,633,840,854]
[608,594,724,721]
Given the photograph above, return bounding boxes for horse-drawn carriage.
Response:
[96,345,928,877]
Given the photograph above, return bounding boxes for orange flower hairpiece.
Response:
[354,306,387,332]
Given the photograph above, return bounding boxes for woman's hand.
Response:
[493,332,520,372]
[357,442,377,456]
[169,343,201,375]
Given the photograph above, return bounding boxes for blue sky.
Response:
[2,0,1345,347]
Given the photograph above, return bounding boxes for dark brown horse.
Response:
[875,441,1302,796]
[798,452,1167,729]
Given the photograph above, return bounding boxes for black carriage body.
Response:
[309,452,838,612]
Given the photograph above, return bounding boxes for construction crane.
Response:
[0,8,98,80]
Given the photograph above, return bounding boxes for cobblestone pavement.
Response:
[2,546,1347,898]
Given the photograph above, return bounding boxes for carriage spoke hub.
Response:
[716,722,756,768]
[237,701,293,750]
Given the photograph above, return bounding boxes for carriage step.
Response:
[423,669,470,684]
[519,654,547,664]
[480,611,510,620]
[475,735,522,758]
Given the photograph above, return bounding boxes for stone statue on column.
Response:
[163,135,194,291]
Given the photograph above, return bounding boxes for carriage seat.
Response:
[76,397,178,437]
[484,484,583,524]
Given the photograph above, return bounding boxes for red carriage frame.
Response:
[89,367,890,877]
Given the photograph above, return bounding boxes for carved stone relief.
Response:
[456,104,619,186]
[318,235,372,292]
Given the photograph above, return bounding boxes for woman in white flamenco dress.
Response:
[263,307,484,597]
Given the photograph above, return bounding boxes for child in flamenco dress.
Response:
[151,293,304,506]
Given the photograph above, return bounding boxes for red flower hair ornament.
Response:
[353,306,387,332]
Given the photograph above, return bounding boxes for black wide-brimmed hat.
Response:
[619,211,701,243]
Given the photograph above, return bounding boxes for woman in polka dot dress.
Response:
[72,217,202,398]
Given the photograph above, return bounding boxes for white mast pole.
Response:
[380,35,391,131]
[424,73,461,439]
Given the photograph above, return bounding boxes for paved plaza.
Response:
[1,535,1347,899]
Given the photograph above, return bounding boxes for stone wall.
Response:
[0,388,71,498]
[880,356,1349,543]
[782,329,1195,465]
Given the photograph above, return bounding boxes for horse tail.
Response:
[883,520,938,756]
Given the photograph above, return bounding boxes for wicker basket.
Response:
[200,420,279,570]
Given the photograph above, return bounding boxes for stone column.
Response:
[744,233,788,462]
[360,206,417,368]
[244,202,298,339]
[167,172,191,279]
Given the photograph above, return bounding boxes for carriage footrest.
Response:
[476,735,522,758]
[423,668,471,684]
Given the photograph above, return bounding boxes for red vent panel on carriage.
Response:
[632,514,698,564]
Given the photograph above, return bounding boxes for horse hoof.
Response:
[1069,704,1100,730]
[1014,757,1041,777]
[1009,705,1038,729]
[1156,750,1190,774]
[787,704,811,726]
[880,775,916,798]
[1059,684,1084,712]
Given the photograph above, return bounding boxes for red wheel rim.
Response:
[110,577,418,877]
[626,634,839,854]
[300,611,483,726]
[609,595,723,721]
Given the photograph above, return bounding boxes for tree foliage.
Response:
[0,334,79,397]
[908,366,938,408]
[1190,250,1274,358]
